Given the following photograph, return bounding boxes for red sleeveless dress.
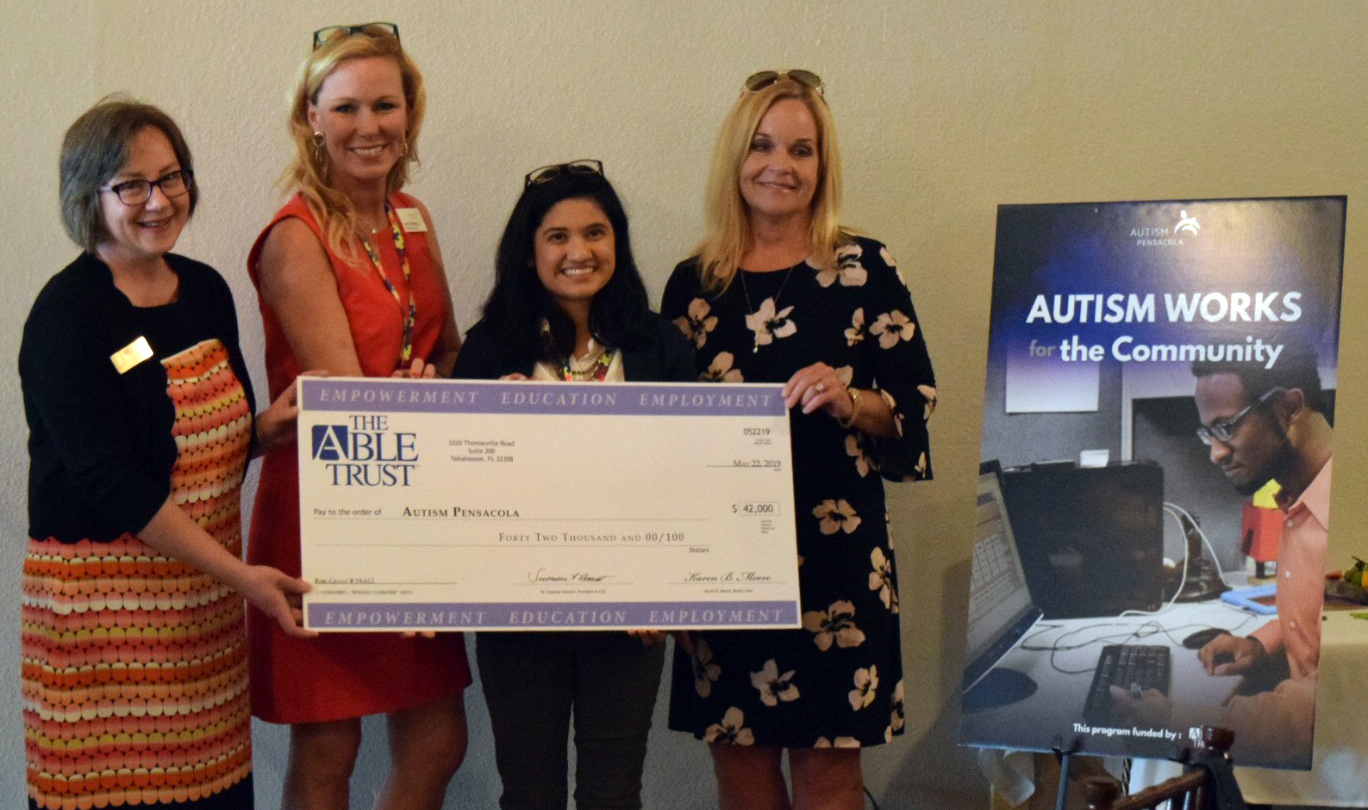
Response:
[245,193,471,723]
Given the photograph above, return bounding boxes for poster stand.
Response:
[1049,736,1081,810]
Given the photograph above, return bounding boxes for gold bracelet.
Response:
[839,387,863,429]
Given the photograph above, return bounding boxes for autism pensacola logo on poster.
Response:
[311,415,419,486]
[1128,209,1200,247]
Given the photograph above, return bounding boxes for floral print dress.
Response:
[662,236,936,748]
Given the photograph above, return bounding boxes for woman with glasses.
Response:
[662,71,937,809]
[245,23,468,810]
[452,162,694,810]
[20,98,312,810]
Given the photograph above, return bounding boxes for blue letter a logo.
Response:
[312,425,349,460]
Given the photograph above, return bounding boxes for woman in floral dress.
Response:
[662,70,937,810]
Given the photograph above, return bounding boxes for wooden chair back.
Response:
[1082,727,1246,810]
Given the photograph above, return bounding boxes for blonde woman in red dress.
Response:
[245,23,469,810]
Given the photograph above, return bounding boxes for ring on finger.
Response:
[815,382,827,393]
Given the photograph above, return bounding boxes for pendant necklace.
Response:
[738,264,797,353]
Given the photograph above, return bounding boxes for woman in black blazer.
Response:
[451,160,692,810]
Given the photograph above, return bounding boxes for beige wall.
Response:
[3,1,1366,806]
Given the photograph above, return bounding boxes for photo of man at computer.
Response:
[1108,340,1331,768]
[959,197,1345,771]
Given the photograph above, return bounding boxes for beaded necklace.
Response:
[560,346,617,381]
[360,202,417,366]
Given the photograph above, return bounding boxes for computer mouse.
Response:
[1181,627,1228,649]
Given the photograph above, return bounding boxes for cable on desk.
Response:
[1115,503,1232,620]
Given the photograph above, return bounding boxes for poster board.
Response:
[960,197,1345,769]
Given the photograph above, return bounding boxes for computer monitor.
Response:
[1002,461,1165,619]
[962,460,1042,710]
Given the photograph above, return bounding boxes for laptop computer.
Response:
[962,460,1043,706]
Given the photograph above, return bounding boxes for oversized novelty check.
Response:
[297,377,800,631]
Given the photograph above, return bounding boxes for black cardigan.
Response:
[19,252,256,542]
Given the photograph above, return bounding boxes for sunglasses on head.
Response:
[524,159,604,188]
[313,22,400,51]
[742,69,824,95]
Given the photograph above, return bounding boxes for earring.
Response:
[311,131,325,159]
[400,139,409,157]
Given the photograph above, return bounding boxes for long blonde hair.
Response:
[281,33,426,260]
[695,76,848,294]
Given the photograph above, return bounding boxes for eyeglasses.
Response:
[313,22,400,51]
[742,69,824,96]
[100,170,193,206]
[524,159,604,187]
[1196,387,1284,446]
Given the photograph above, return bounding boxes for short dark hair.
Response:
[1192,336,1324,413]
[59,97,198,253]
[479,169,653,363]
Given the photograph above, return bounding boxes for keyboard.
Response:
[1081,644,1171,725]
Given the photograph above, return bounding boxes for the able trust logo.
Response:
[1174,209,1201,236]
[311,424,349,460]
[311,415,419,486]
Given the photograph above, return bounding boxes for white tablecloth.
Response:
[1130,610,1368,806]
[1237,610,1368,805]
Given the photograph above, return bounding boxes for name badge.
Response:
[110,336,153,374]
[395,207,427,232]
